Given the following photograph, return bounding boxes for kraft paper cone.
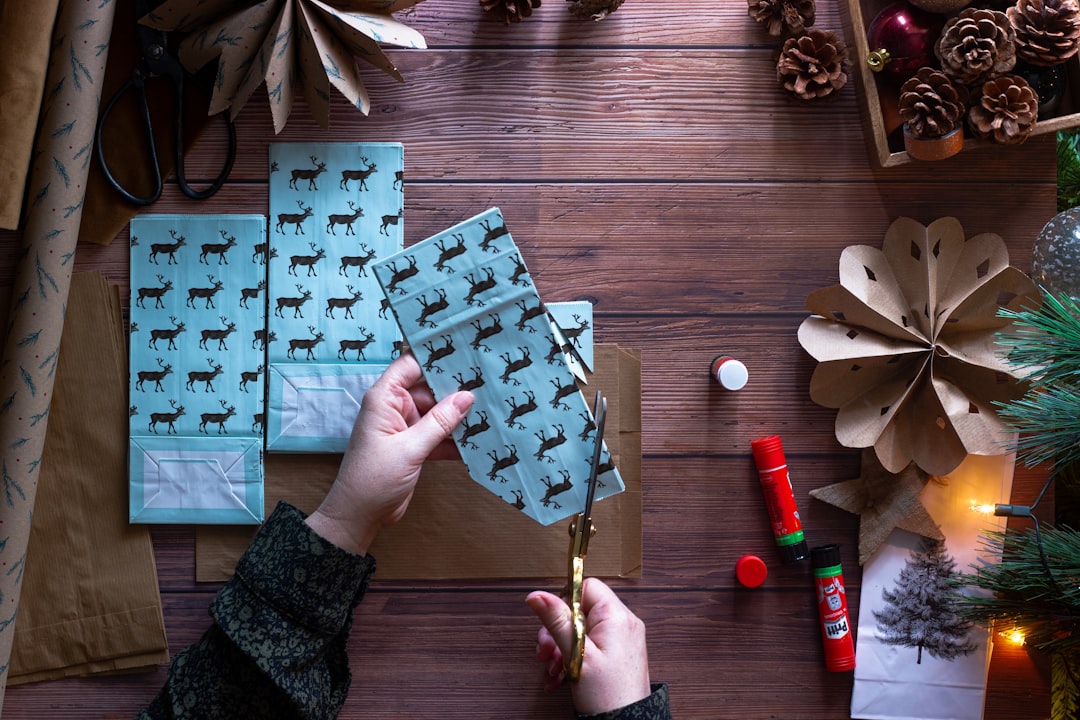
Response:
[0,0,59,230]
[0,0,116,704]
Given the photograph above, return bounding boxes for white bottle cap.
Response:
[711,356,748,391]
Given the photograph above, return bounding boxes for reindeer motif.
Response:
[534,424,567,463]
[434,233,467,273]
[187,274,224,309]
[545,333,570,366]
[499,346,532,385]
[199,229,237,265]
[338,327,376,360]
[392,170,404,190]
[504,390,537,429]
[378,297,392,320]
[199,316,237,351]
[421,335,455,373]
[562,314,591,348]
[486,444,519,483]
[252,241,269,264]
[186,357,224,392]
[459,411,490,450]
[339,243,377,277]
[289,155,327,190]
[239,364,264,392]
[135,357,172,392]
[136,274,172,309]
[275,284,313,318]
[148,317,185,350]
[550,376,578,410]
[384,255,419,295]
[515,298,545,332]
[508,489,525,511]
[540,470,573,508]
[464,267,497,307]
[416,289,449,329]
[149,400,185,435]
[252,329,276,350]
[327,201,363,235]
[379,208,403,236]
[325,285,363,319]
[453,367,485,392]
[578,411,596,441]
[470,312,502,352]
[508,253,530,286]
[199,399,237,434]
[479,217,509,252]
[339,156,376,190]
[276,200,314,235]
[149,229,185,265]
[288,326,325,360]
[252,412,264,433]
[240,280,266,309]
[288,242,326,277]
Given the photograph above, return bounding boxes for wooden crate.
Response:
[842,0,1080,167]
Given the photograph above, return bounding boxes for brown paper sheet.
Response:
[196,344,642,582]
[8,272,168,685]
[0,0,58,230]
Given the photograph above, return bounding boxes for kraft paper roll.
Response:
[0,0,116,705]
[0,0,59,230]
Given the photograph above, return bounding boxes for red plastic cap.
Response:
[750,435,785,469]
[735,554,768,588]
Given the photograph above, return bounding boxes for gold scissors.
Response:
[566,390,606,681]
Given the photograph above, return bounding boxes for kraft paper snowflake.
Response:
[797,217,1037,476]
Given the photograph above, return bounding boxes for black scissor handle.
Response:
[96,71,163,206]
[172,70,236,201]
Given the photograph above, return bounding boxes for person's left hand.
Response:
[305,352,474,555]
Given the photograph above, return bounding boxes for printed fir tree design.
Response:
[874,539,977,664]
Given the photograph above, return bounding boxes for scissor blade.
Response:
[583,391,606,523]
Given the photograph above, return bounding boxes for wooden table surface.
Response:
[0,2,1056,717]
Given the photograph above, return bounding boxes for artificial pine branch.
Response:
[951,524,1080,652]
[1052,652,1080,720]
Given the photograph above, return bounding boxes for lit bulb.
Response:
[1006,629,1025,646]
[970,503,996,515]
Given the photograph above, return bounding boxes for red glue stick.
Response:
[811,544,856,672]
[750,435,808,563]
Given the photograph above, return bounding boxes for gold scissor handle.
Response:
[567,553,586,681]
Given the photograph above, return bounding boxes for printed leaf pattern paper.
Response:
[372,208,624,526]
[129,215,267,524]
[266,143,403,452]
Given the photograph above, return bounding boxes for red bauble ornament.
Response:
[866,1,944,83]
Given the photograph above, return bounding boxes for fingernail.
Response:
[452,391,475,413]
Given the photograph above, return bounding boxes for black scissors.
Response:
[95,0,236,205]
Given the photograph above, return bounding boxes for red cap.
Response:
[735,554,768,588]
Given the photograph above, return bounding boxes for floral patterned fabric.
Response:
[136,501,671,719]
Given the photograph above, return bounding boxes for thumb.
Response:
[409,391,473,454]
[526,591,574,655]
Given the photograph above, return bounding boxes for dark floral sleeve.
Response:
[578,684,672,720]
[135,502,376,720]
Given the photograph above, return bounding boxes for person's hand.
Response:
[305,352,474,555]
[526,578,651,715]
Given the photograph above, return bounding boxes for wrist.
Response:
[304,508,377,556]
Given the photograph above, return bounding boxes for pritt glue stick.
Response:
[811,544,856,672]
[749,436,808,563]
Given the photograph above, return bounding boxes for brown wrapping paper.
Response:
[0,0,59,230]
[0,0,117,702]
[9,272,168,685]
[196,344,643,581]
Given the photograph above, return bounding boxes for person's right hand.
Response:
[526,578,651,715]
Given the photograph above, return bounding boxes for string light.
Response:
[1005,628,1026,646]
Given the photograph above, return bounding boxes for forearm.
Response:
[137,502,376,720]
[577,683,671,720]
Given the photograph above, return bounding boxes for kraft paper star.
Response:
[810,448,943,565]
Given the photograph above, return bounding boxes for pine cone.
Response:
[968,73,1039,143]
[567,0,624,21]
[747,0,816,37]
[776,29,848,100]
[899,67,969,138]
[1007,0,1080,67]
[480,0,540,23]
[935,8,1017,86]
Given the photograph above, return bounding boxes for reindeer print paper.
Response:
[266,143,404,452]
[128,215,266,524]
[372,208,624,526]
